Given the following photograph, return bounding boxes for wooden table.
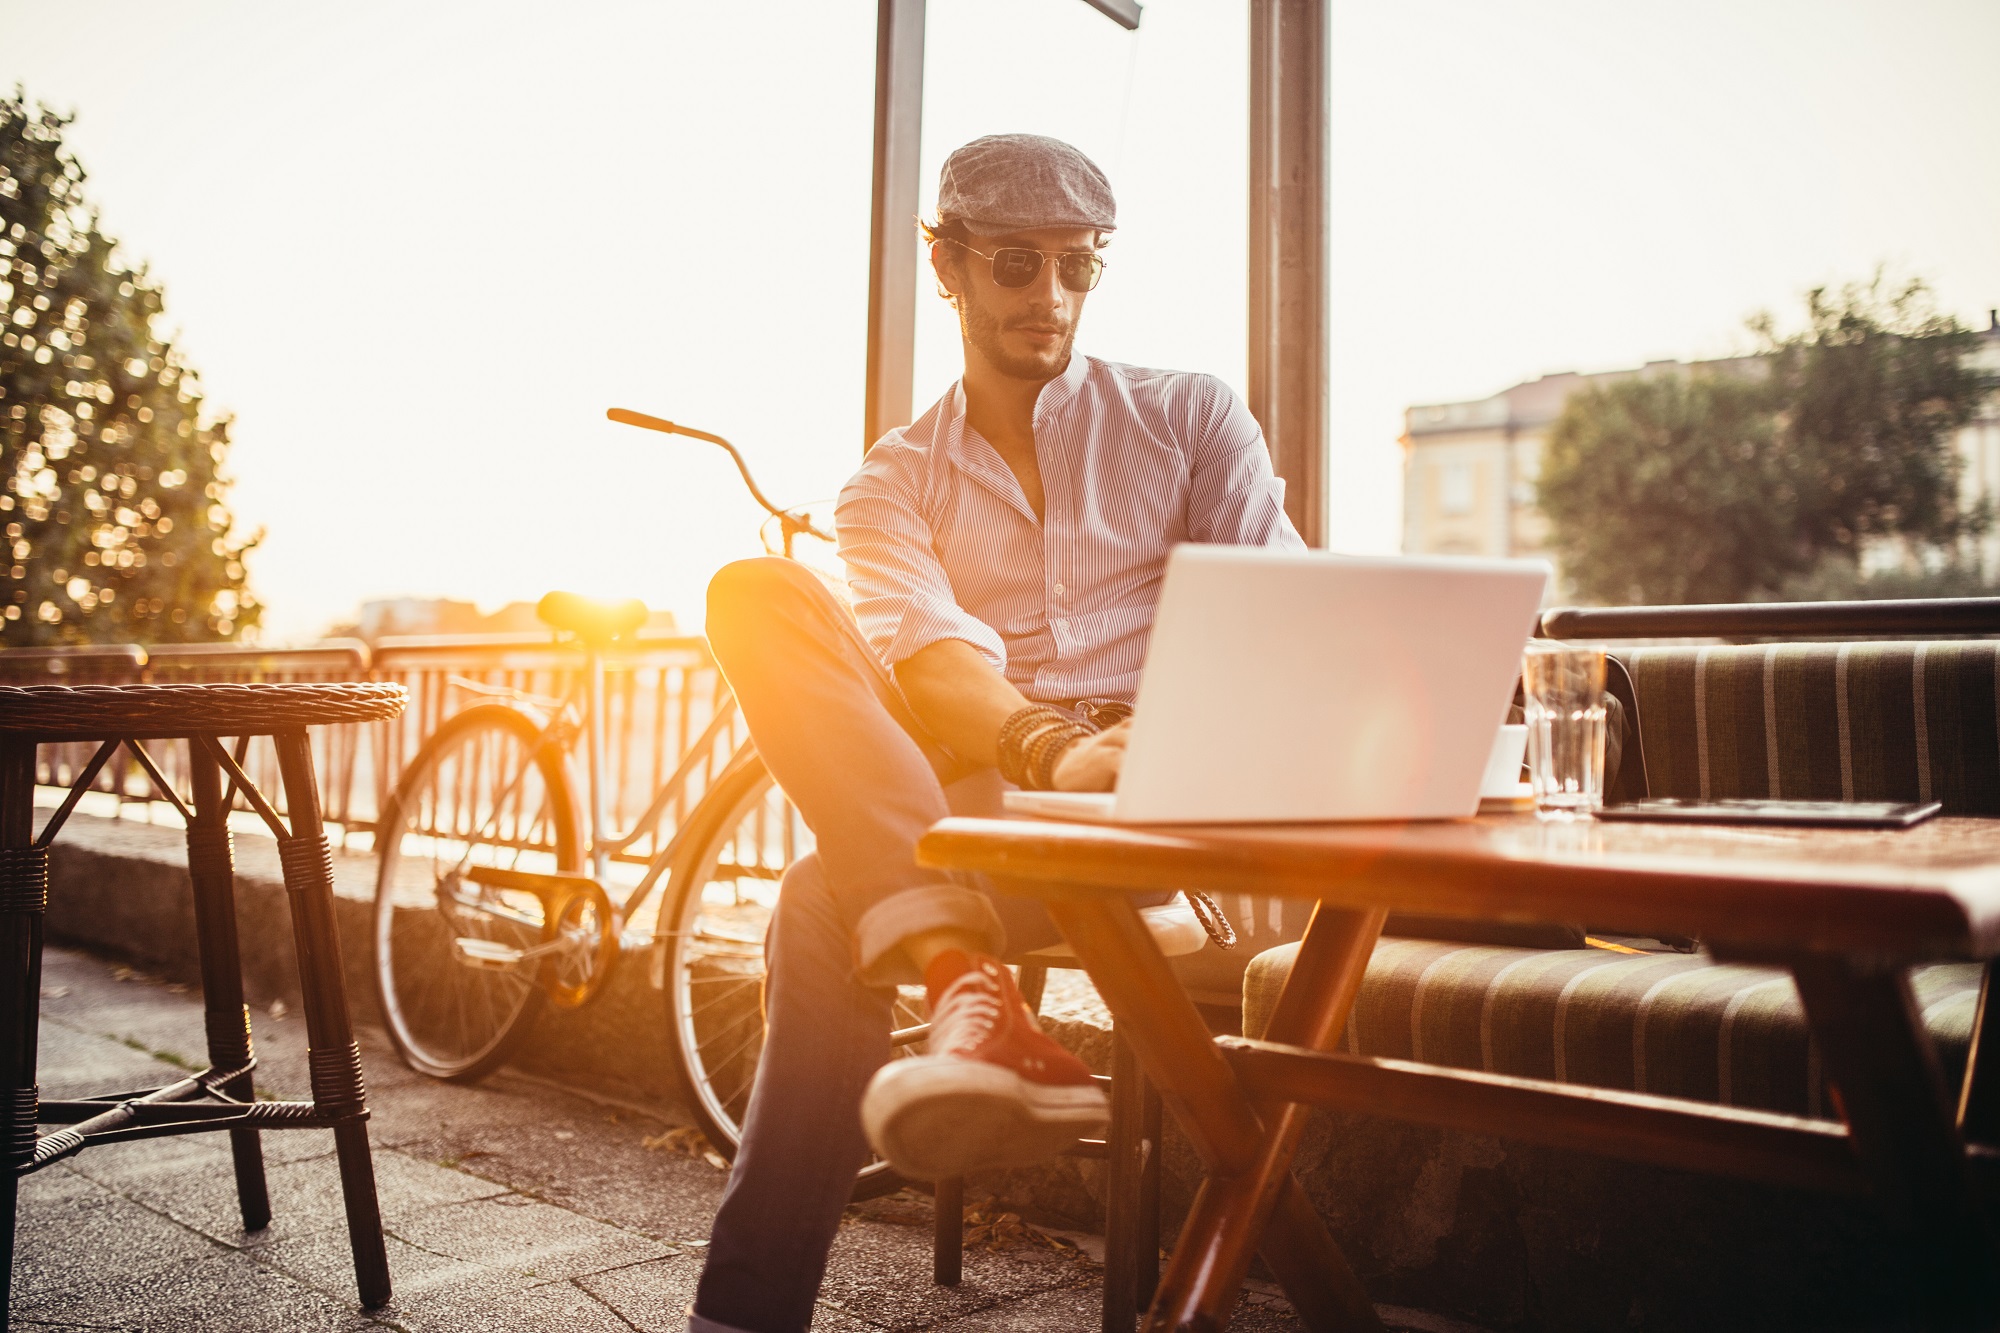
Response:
[917,813,2000,1332]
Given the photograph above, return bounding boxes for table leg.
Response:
[1042,893,1383,1332]
[1137,1059,1163,1311]
[1142,903,1388,1333]
[1790,953,1999,1322]
[933,1174,963,1286]
[0,739,42,1321]
[1106,1029,1146,1333]
[185,746,271,1232]
[273,731,392,1310]
[1240,904,1389,1332]
[1958,961,1997,1147]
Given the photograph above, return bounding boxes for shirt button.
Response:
[1053,582,1065,596]
[1055,618,1069,632]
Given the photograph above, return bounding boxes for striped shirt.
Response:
[837,351,1304,703]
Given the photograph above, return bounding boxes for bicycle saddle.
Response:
[536,591,650,645]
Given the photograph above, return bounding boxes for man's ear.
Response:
[929,241,964,303]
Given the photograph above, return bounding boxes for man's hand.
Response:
[1052,720,1130,792]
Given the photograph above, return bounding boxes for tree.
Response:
[1537,275,1988,605]
[1537,372,1793,605]
[1757,275,1985,568]
[0,92,258,645]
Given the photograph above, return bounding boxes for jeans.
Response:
[689,559,1067,1333]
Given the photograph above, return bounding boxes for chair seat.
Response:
[536,591,649,643]
[1025,895,1210,963]
[1244,936,1982,1120]
[0,682,405,740]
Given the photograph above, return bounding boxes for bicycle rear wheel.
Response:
[373,704,582,1081]
[660,753,921,1199]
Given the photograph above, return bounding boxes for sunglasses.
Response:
[954,241,1106,293]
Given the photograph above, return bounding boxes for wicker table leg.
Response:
[273,731,391,1309]
[0,740,44,1322]
[185,746,271,1232]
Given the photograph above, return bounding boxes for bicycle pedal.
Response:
[453,937,525,969]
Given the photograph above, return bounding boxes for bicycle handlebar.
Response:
[607,407,834,546]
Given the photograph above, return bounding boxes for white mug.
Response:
[1479,723,1529,799]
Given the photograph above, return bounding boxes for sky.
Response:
[3,0,1997,640]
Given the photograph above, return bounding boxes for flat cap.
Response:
[937,133,1116,237]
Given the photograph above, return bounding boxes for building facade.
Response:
[1401,313,2000,593]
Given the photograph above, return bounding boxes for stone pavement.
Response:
[12,946,1485,1333]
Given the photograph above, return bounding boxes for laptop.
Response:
[1002,545,1549,824]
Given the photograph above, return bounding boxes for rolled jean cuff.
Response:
[854,883,1006,986]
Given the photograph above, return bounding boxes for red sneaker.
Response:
[861,949,1108,1180]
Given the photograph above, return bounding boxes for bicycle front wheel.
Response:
[660,753,921,1199]
[373,704,582,1081]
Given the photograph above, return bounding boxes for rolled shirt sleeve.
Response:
[836,455,1009,673]
[1185,377,1307,550]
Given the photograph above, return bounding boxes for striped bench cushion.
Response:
[1622,641,2000,813]
[1243,937,1983,1120]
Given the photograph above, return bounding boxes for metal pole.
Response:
[588,648,609,884]
[1248,0,1329,547]
[863,0,927,452]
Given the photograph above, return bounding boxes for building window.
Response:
[1440,461,1475,515]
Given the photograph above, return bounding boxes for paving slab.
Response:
[571,1256,710,1332]
[384,1191,672,1282]
[67,1136,513,1250]
[376,1077,734,1244]
[579,1253,928,1333]
[13,1170,222,1299]
[251,1226,641,1332]
[12,1248,383,1332]
[813,1213,1092,1332]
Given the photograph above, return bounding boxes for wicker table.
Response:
[0,682,406,1318]
[919,812,2000,1332]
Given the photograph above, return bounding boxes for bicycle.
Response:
[369,406,926,1196]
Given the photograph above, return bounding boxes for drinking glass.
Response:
[1522,643,1607,818]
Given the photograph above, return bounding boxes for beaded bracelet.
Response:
[997,705,1065,787]
[997,705,1064,764]
[996,705,1090,790]
[1024,720,1090,790]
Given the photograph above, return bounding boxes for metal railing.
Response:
[367,633,743,863]
[1,634,744,857]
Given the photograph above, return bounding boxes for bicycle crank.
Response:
[445,866,622,1008]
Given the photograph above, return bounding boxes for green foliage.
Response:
[1538,373,1790,605]
[1538,275,1989,605]
[1771,555,2000,603]
[1758,276,1985,564]
[0,91,258,645]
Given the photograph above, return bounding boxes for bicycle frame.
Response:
[429,407,820,977]
[564,638,750,939]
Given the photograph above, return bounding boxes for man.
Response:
[689,133,1302,1333]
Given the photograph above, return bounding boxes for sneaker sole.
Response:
[861,1057,1109,1180]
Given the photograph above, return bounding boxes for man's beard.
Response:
[960,288,1076,382]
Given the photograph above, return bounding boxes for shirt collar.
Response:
[938,352,1090,524]
[940,383,1021,511]
[943,349,1092,462]
[1033,350,1091,427]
